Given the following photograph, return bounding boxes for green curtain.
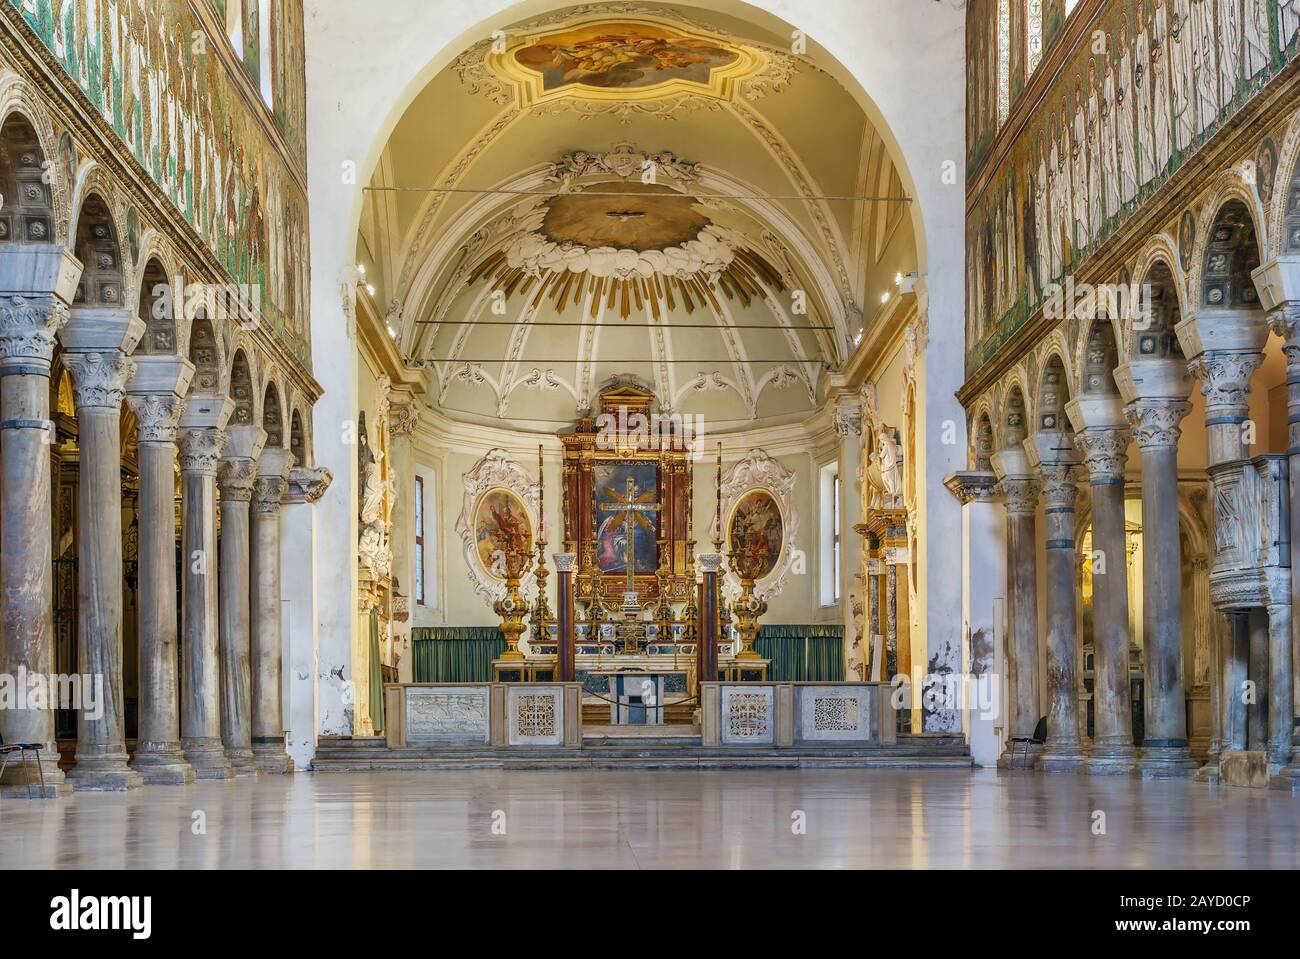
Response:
[411,626,506,682]
[368,609,385,733]
[755,625,845,682]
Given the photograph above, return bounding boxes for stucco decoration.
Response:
[712,449,799,602]
[454,448,542,603]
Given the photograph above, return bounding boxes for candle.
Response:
[537,444,545,539]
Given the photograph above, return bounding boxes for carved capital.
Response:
[832,402,863,438]
[252,475,289,514]
[65,350,136,410]
[1124,399,1191,451]
[1075,427,1130,480]
[553,552,577,574]
[1186,351,1262,414]
[697,553,725,574]
[944,470,999,505]
[1037,464,1083,509]
[178,428,229,475]
[1269,305,1300,365]
[217,457,259,502]
[996,476,1040,515]
[388,401,419,439]
[285,465,333,504]
[127,394,187,444]
[0,294,68,363]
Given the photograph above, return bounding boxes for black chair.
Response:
[0,734,47,799]
[1007,716,1048,769]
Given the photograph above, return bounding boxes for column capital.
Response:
[1269,304,1300,357]
[832,400,862,438]
[0,294,69,364]
[252,475,288,514]
[178,427,228,475]
[697,553,725,574]
[553,553,577,573]
[1186,351,1262,414]
[284,465,333,505]
[1124,399,1192,451]
[388,399,420,439]
[217,458,259,502]
[944,470,999,505]
[127,394,187,445]
[996,476,1040,515]
[1075,426,1130,480]
[1037,463,1083,509]
[64,350,136,410]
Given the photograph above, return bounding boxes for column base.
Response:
[1270,767,1300,793]
[252,737,294,775]
[1137,743,1198,779]
[0,748,72,798]
[224,745,261,778]
[1086,741,1136,776]
[1039,746,1089,773]
[66,752,144,792]
[996,740,1039,770]
[131,742,197,785]
[182,738,235,780]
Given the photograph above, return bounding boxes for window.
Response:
[414,474,427,605]
[1065,0,1081,16]
[832,473,842,603]
[226,0,244,59]
[258,0,274,106]
[1026,0,1044,76]
[997,0,1012,126]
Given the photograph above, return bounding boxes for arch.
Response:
[188,313,223,394]
[1076,308,1121,398]
[1035,349,1072,434]
[1199,198,1263,312]
[228,348,258,428]
[71,190,125,309]
[1268,109,1300,258]
[971,408,995,471]
[1191,169,1268,312]
[1000,383,1028,453]
[133,257,177,355]
[0,111,56,244]
[0,72,70,241]
[263,379,286,448]
[1128,253,1187,362]
[290,407,308,466]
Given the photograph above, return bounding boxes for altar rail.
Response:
[699,682,896,747]
[384,683,583,749]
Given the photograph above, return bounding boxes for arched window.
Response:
[997,0,1012,127]
[1026,0,1045,75]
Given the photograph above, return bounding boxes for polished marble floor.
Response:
[1,768,1298,868]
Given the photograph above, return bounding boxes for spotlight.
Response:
[880,291,890,304]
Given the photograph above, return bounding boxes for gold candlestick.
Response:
[495,546,534,660]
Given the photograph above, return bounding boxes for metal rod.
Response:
[414,319,838,329]
[418,358,835,365]
[364,185,912,204]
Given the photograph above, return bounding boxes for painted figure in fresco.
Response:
[1170,0,1197,152]
[1219,0,1243,108]
[1151,0,1173,178]
[1135,14,1154,187]
[1193,0,1221,133]
[1283,0,1300,52]
[1086,63,1102,239]
[1024,154,1040,304]
[1244,0,1270,80]
[1101,59,1121,219]
[514,31,738,92]
[1117,18,1139,204]
[1071,85,1090,252]
[1004,173,1018,313]
[1048,118,1065,277]
[1035,133,1052,289]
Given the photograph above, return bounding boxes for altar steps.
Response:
[580,703,697,725]
[309,735,972,771]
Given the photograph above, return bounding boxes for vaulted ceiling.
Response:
[357,2,917,431]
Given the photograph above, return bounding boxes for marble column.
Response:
[64,350,142,791]
[217,456,260,776]
[1270,304,1300,782]
[1188,350,1263,773]
[1076,426,1136,774]
[997,476,1041,765]
[126,393,194,784]
[1037,465,1087,771]
[1267,602,1294,768]
[698,553,723,683]
[0,289,72,797]
[251,448,293,774]
[281,466,331,770]
[554,553,576,682]
[834,399,864,683]
[1126,399,1197,777]
[179,427,234,779]
[885,561,899,682]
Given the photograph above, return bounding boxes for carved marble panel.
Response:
[795,685,875,744]
[405,686,491,746]
[720,685,774,745]
[507,685,564,746]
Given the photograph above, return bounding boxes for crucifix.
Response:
[598,474,660,611]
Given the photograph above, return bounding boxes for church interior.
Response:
[1,0,1300,878]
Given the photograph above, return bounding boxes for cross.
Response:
[598,475,660,603]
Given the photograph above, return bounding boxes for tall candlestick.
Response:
[537,444,545,537]
[713,442,723,549]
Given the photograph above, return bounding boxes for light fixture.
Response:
[894,272,903,286]
[880,291,890,304]
[854,331,863,345]
[357,263,367,276]
[366,283,376,296]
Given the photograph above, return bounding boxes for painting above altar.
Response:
[474,489,533,580]
[727,489,784,580]
[594,461,660,575]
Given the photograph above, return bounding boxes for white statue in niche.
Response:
[878,430,903,506]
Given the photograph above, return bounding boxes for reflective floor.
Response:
[2,769,1298,869]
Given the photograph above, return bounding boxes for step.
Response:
[582,724,703,747]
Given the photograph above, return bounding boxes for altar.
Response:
[586,669,687,724]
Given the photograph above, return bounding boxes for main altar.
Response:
[492,381,767,723]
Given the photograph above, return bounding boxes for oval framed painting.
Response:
[473,488,533,580]
[726,488,784,581]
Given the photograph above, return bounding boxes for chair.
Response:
[0,734,47,799]
[1007,717,1047,769]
